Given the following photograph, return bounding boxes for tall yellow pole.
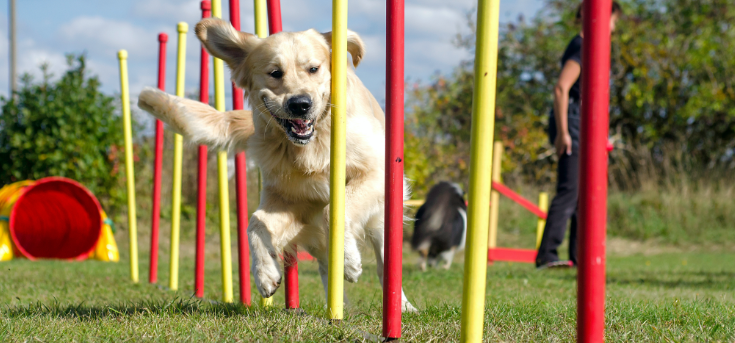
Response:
[252,0,273,308]
[460,0,500,341]
[328,0,347,321]
[487,141,503,249]
[169,22,188,291]
[117,50,138,283]
[536,192,549,249]
[212,0,234,304]
[254,0,267,37]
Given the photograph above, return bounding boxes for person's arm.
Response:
[553,60,581,157]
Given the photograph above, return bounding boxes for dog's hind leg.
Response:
[415,240,430,272]
[343,229,363,283]
[321,206,363,284]
[439,247,456,270]
[370,232,418,313]
[315,258,350,308]
[417,248,429,272]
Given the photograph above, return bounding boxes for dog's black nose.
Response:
[286,95,312,116]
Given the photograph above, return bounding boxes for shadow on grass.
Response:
[545,269,735,290]
[1,297,266,320]
[606,271,735,290]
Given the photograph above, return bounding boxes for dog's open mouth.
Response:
[272,114,316,144]
[282,118,314,139]
[263,97,316,144]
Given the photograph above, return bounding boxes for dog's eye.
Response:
[309,67,319,74]
[269,70,283,79]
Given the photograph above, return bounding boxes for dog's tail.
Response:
[138,87,254,151]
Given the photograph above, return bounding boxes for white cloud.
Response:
[403,3,469,43]
[58,16,154,59]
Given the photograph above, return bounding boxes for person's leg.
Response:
[568,211,578,265]
[536,150,580,266]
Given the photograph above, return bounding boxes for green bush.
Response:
[0,55,125,210]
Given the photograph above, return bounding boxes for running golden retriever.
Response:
[138,18,415,311]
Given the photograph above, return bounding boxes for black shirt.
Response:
[561,34,582,102]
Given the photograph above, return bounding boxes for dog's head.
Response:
[195,18,364,146]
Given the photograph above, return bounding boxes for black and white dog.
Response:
[411,181,467,271]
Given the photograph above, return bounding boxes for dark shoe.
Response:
[536,260,573,270]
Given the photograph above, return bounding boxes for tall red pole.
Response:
[194,0,211,299]
[384,0,404,338]
[264,0,299,310]
[578,0,612,342]
[149,32,167,284]
[266,0,282,35]
[229,0,252,306]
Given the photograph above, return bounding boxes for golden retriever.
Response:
[138,18,415,312]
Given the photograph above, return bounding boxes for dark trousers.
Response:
[536,149,579,266]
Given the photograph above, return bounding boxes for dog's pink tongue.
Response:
[292,119,308,130]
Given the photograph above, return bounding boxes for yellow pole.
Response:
[254,0,267,37]
[328,0,347,321]
[535,192,548,249]
[460,0,500,341]
[169,22,188,291]
[253,0,272,308]
[487,141,503,250]
[212,0,234,304]
[118,50,138,283]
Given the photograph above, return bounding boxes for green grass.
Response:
[1,246,733,342]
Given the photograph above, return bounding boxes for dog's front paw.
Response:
[344,261,362,283]
[252,252,282,298]
[402,301,418,313]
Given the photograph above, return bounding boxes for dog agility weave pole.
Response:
[260,0,301,310]
[117,49,138,283]
[150,33,167,285]
[169,22,188,291]
[194,0,211,300]
[228,0,252,307]
[459,0,500,341]
[252,0,274,309]
[578,0,613,341]
[383,0,405,338]
[210,0,235,304]
[328,0,348,321]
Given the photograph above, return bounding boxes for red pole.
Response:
[266,0,282,34]
[229,0,252,307]
[384,0,404,338]
[283,247,299,309]
[149,32,167,284]
[194,0,211,299]
[264,0,299,310]
[578,0,612,342]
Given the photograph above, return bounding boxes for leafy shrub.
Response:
[0,55,126,210]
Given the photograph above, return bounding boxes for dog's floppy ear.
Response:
[195,18,259,70]
[321,30,365,68]
[138,87,254,151]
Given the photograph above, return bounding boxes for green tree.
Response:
[0,55,126,210]
[405,0,735,197]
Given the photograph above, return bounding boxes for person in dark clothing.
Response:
[536,2,622,269]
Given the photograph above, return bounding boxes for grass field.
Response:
[1,238,734,342]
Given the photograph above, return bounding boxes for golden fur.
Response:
[138,18,414,311]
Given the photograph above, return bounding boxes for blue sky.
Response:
[0,0,544,133]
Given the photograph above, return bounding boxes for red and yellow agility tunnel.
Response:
[0,177,118,262]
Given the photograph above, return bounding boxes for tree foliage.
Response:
[405,0,735,197]
[0,55,125,209]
